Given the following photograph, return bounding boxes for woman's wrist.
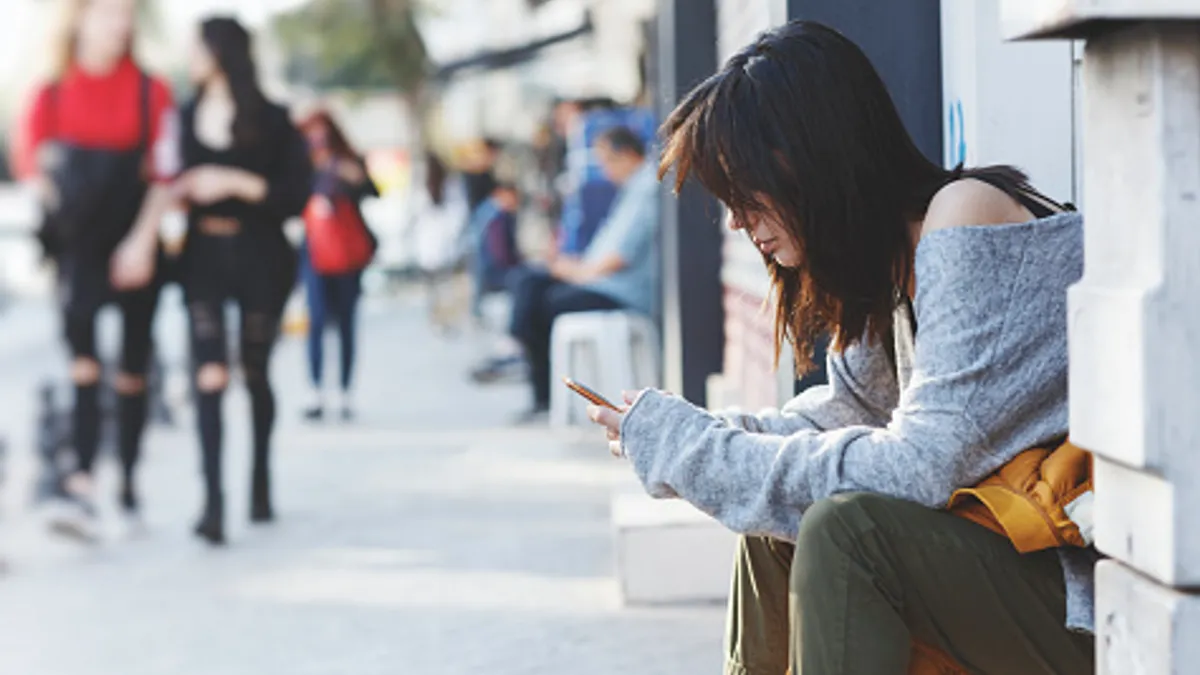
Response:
[618,389,658,454]
[232,170,268,202]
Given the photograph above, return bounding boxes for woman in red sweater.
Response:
[14,0,177,540]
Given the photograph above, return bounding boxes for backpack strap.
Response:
[138,71,151,151]
[47,82,60,141]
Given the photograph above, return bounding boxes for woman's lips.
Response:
[756,239,777,254]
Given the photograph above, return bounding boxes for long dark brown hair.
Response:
[424,152,447,206]
[200,17,266,148]
[661,20,1026,373]
[297,109,360,163]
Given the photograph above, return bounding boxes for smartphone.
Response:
[562,377,621,411]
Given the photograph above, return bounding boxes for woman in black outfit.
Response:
[174,17,312,545]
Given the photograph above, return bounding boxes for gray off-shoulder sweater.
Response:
[619,212,1098,633]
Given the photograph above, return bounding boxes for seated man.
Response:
[484,126,659,421]
[557,105,656,255]
[467,183,522,320]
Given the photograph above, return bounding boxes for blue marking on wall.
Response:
[947,99,967,168]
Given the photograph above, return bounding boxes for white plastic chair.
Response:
[550,311,661,428]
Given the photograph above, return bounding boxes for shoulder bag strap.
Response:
[138,72,151,151]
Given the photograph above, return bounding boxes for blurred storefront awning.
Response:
[431,10,593,82]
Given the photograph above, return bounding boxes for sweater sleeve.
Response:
[620,390,987,540]
[259,109,314,223]
[719,339,898,435]
[619,218,1082,541]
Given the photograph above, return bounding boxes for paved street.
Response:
[0,293,724,675]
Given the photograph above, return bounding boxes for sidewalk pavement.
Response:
[0,292,724,675]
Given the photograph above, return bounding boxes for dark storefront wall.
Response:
[654,0,723,406]
[787,0,943,163]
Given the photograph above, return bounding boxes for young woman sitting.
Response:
[588,20,1096,675]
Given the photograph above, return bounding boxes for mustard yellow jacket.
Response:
[910,439,1093,675]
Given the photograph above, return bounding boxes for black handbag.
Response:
[37,73,152,261]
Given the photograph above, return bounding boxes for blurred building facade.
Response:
[423,0,654,145]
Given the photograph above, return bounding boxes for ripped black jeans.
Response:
[58,253,161,484]
[183,232,295,510]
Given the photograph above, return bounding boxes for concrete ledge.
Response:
[1000,0,1200,40]
[1096,560,1200,674]
[613,487,737,606]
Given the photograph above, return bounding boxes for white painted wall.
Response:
[714,0,794,407]
[941,0,1079,203]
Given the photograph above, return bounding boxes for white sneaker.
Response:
[302,388,325,421]
[47,495,99,544]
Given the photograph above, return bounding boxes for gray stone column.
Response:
[1000,2,1200,673]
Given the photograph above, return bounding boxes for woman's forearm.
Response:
[619,389,989,541]
[231,169,268,203]
[127,184,175,244]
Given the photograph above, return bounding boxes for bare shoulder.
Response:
[922,178,1031,235]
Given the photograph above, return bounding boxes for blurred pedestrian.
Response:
[412,152,469,333]
[174,16,313,545]
[296,109,379,422]
[463,137,502,214]
[468,183,522,320]
[14,0,178,540]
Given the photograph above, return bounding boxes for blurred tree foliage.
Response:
[272,0,429,96]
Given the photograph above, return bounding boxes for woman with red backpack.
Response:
[296,109,379,422]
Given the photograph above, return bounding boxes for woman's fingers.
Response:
[588,405,622,430]
[588,405,626,458]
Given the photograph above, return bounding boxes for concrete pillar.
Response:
[1000,3,1200,673]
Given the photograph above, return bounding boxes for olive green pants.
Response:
[724,493,1094,675]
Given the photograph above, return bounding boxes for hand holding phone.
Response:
[565,378,627,457]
